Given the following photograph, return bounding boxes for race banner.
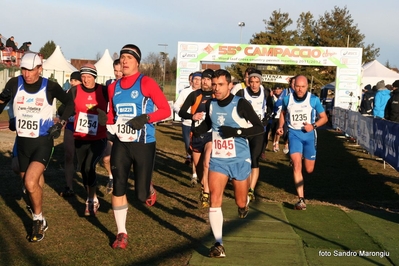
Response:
[176,42,362,114]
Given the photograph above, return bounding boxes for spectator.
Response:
[384,80,399,122]
[19,42,32,52]
[373,80,391,118]
[359,84,375,116]
[6,36,18,51]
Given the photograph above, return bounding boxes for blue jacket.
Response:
[373,89,391,118]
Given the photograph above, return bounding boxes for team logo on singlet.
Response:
[86,103,97,110]
[36,98,44,106]
[16,96,24,104]
[131,90,139,99]
[217,115,225,126]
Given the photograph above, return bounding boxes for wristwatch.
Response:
[237,129,242,135]
[312,123,317,129]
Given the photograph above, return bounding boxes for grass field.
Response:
[0,122,398,265]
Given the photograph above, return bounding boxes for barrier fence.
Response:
[333,107,399,171]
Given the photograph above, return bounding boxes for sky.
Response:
[2,0,399,67]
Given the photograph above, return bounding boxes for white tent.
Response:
[361,60,399,87]
[42,45,77,86]
[94,49,114,84]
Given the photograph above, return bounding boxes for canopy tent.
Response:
[94,49,114,84]
[361,60,399,87]
[42,45,77,86]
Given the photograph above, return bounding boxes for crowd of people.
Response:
[0,48,330,259]
[0,34,32,52]
[359,79,399,122]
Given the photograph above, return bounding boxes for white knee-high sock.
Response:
[113,204,128,234]
[209,207,223,244]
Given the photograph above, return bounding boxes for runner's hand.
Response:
[47,122,63,139]
[126,114,149,130]
[97,108,107,126]
[219,126,241,138]
[9,117,16,131]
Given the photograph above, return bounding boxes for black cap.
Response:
[202,69,214,79]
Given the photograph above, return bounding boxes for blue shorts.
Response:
[288,129,317,160]
[209,160,251,181]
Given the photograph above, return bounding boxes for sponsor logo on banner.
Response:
[341,50,360,57]
[180,52,197,59]
[180,44,198,51]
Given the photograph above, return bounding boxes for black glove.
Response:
[47,122,63,139]
[126,114,149,130]
[97,108,107,126]
[9,117,16,131]
[219,126,242,138]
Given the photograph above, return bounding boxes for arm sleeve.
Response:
[107,82,117,124]
[192,100,212,135]
[173,89,188,113]
[142,77,171,122]
[237,98,264,137]
[178,91,195,120]
[0,80,15,113]
[48,81,74,121]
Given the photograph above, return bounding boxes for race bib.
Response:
[76,112,99,135]
[16,114,40,138]
[211,131,236,158]
[113,116,138,142]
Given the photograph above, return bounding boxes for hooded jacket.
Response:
[373,87,391,118]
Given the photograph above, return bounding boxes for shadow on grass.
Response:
[258,129,399,223]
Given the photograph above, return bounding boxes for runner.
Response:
[178,69,214,207]
[107,44,171,249]
[277,75,328,210]
[0,52,74,242]
[193,69,264,258]
[65,64,108,216]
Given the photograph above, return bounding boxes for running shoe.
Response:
[294,198,306,210]
[248,188,255,202]
[29,218,48,242]
[209,242,226,258]
[106,179,113,195]
[283,146,289,154]
[146,183,157,206]
[92,200,100,216]
[200,192,210,208]
[190,177,198,187]
[238,196,250,218]
[112,233,128,249]
[60,187,74,197]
